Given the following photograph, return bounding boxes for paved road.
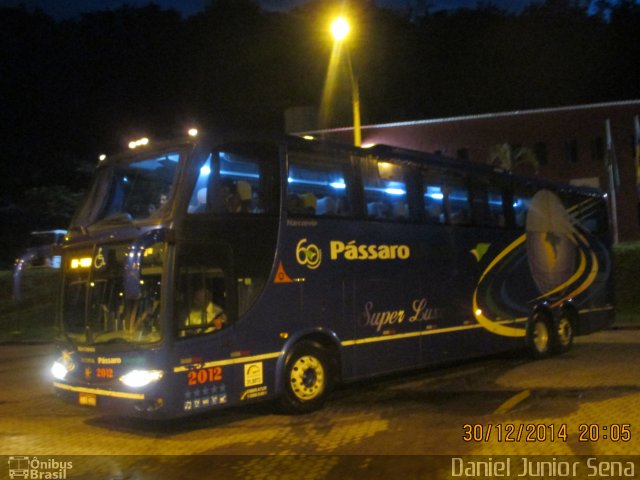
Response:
[1,329,639,479]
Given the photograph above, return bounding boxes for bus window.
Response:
[176,265,229,338]
[188,150,273,215]
[444,177,471,225]
[577,195,608,234]
[513,186,534,228]
[488,190,506,227]
[470,183,490,226]
[422,168,445,224]
[98,152,179,221]
[287,152,352,217]
[470,181,506,227]
[188,154,212,213]
[363,158,409,221]
[62,243,164,346]
[561,190,607,235]
[238,277,266,316]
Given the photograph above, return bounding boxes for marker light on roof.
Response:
[128,137,149,149]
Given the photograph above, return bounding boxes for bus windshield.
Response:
[62,242,164,346]
[72,151,181,227]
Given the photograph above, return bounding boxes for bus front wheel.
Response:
[526,312,552,359]
[279,341,331,414]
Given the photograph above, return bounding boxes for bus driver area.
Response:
[179,287,228,337]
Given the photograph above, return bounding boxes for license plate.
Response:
[79,392,97,407]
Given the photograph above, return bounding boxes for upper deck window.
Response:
[513,184,535,228]
[362,158,409,221]
[470,181,506,227]
[287,150,353,218]
[72,151,180,226]
[422,167,446,224]
[445,176,471,226]
[188,147,277,215]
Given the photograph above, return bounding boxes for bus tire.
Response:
[526,311,552,359]
[552,311,575,354]
[279,341,331,414]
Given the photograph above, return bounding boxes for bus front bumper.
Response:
[53,381,170,418]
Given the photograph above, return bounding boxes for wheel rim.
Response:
[533,319,550,353]
[557,316,573,347]
[289,355,325,401]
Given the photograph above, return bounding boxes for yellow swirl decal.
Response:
[472,234,528,338]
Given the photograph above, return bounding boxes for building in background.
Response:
[296,100,640,241]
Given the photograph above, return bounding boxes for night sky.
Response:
[0,0,542,19]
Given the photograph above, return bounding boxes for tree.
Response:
[489,144,539,175]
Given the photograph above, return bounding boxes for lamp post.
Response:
[330,16,361,147]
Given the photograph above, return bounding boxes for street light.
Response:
[330,16,350,42]
[330,16,361,147]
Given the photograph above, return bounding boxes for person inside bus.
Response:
[236,180,252,211]
[218,179,242,213]
[149,192,169,216]
[183,288,227,335]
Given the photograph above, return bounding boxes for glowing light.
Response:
[70,257,92,269]
[128,137,150,149]
[51,361,68,380]
[200,165,211,176]
[120,369,164,388]
[302,135,315,141]
[331,17,350,42]
[188,128,198,137]
[51,353,75,380]
[330,181,347,189]
[361,143,376,149]
[385,188,406,196]
[99,154,107,161]
[475,308,483,316]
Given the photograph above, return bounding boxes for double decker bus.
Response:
[51,131,614,418]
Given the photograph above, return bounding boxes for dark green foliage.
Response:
[0,269,60,342]
[613,241,640,323]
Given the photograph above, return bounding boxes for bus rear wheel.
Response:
[526,312,552,359]
[279,341,331,414]
[553,312,575,354]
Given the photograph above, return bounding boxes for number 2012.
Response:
[188,367,222,386]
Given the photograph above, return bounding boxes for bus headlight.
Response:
[120,369,164,388]
[51,361,69,380]
[51,352,76,380]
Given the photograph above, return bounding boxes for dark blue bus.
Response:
[51,131,614,418]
